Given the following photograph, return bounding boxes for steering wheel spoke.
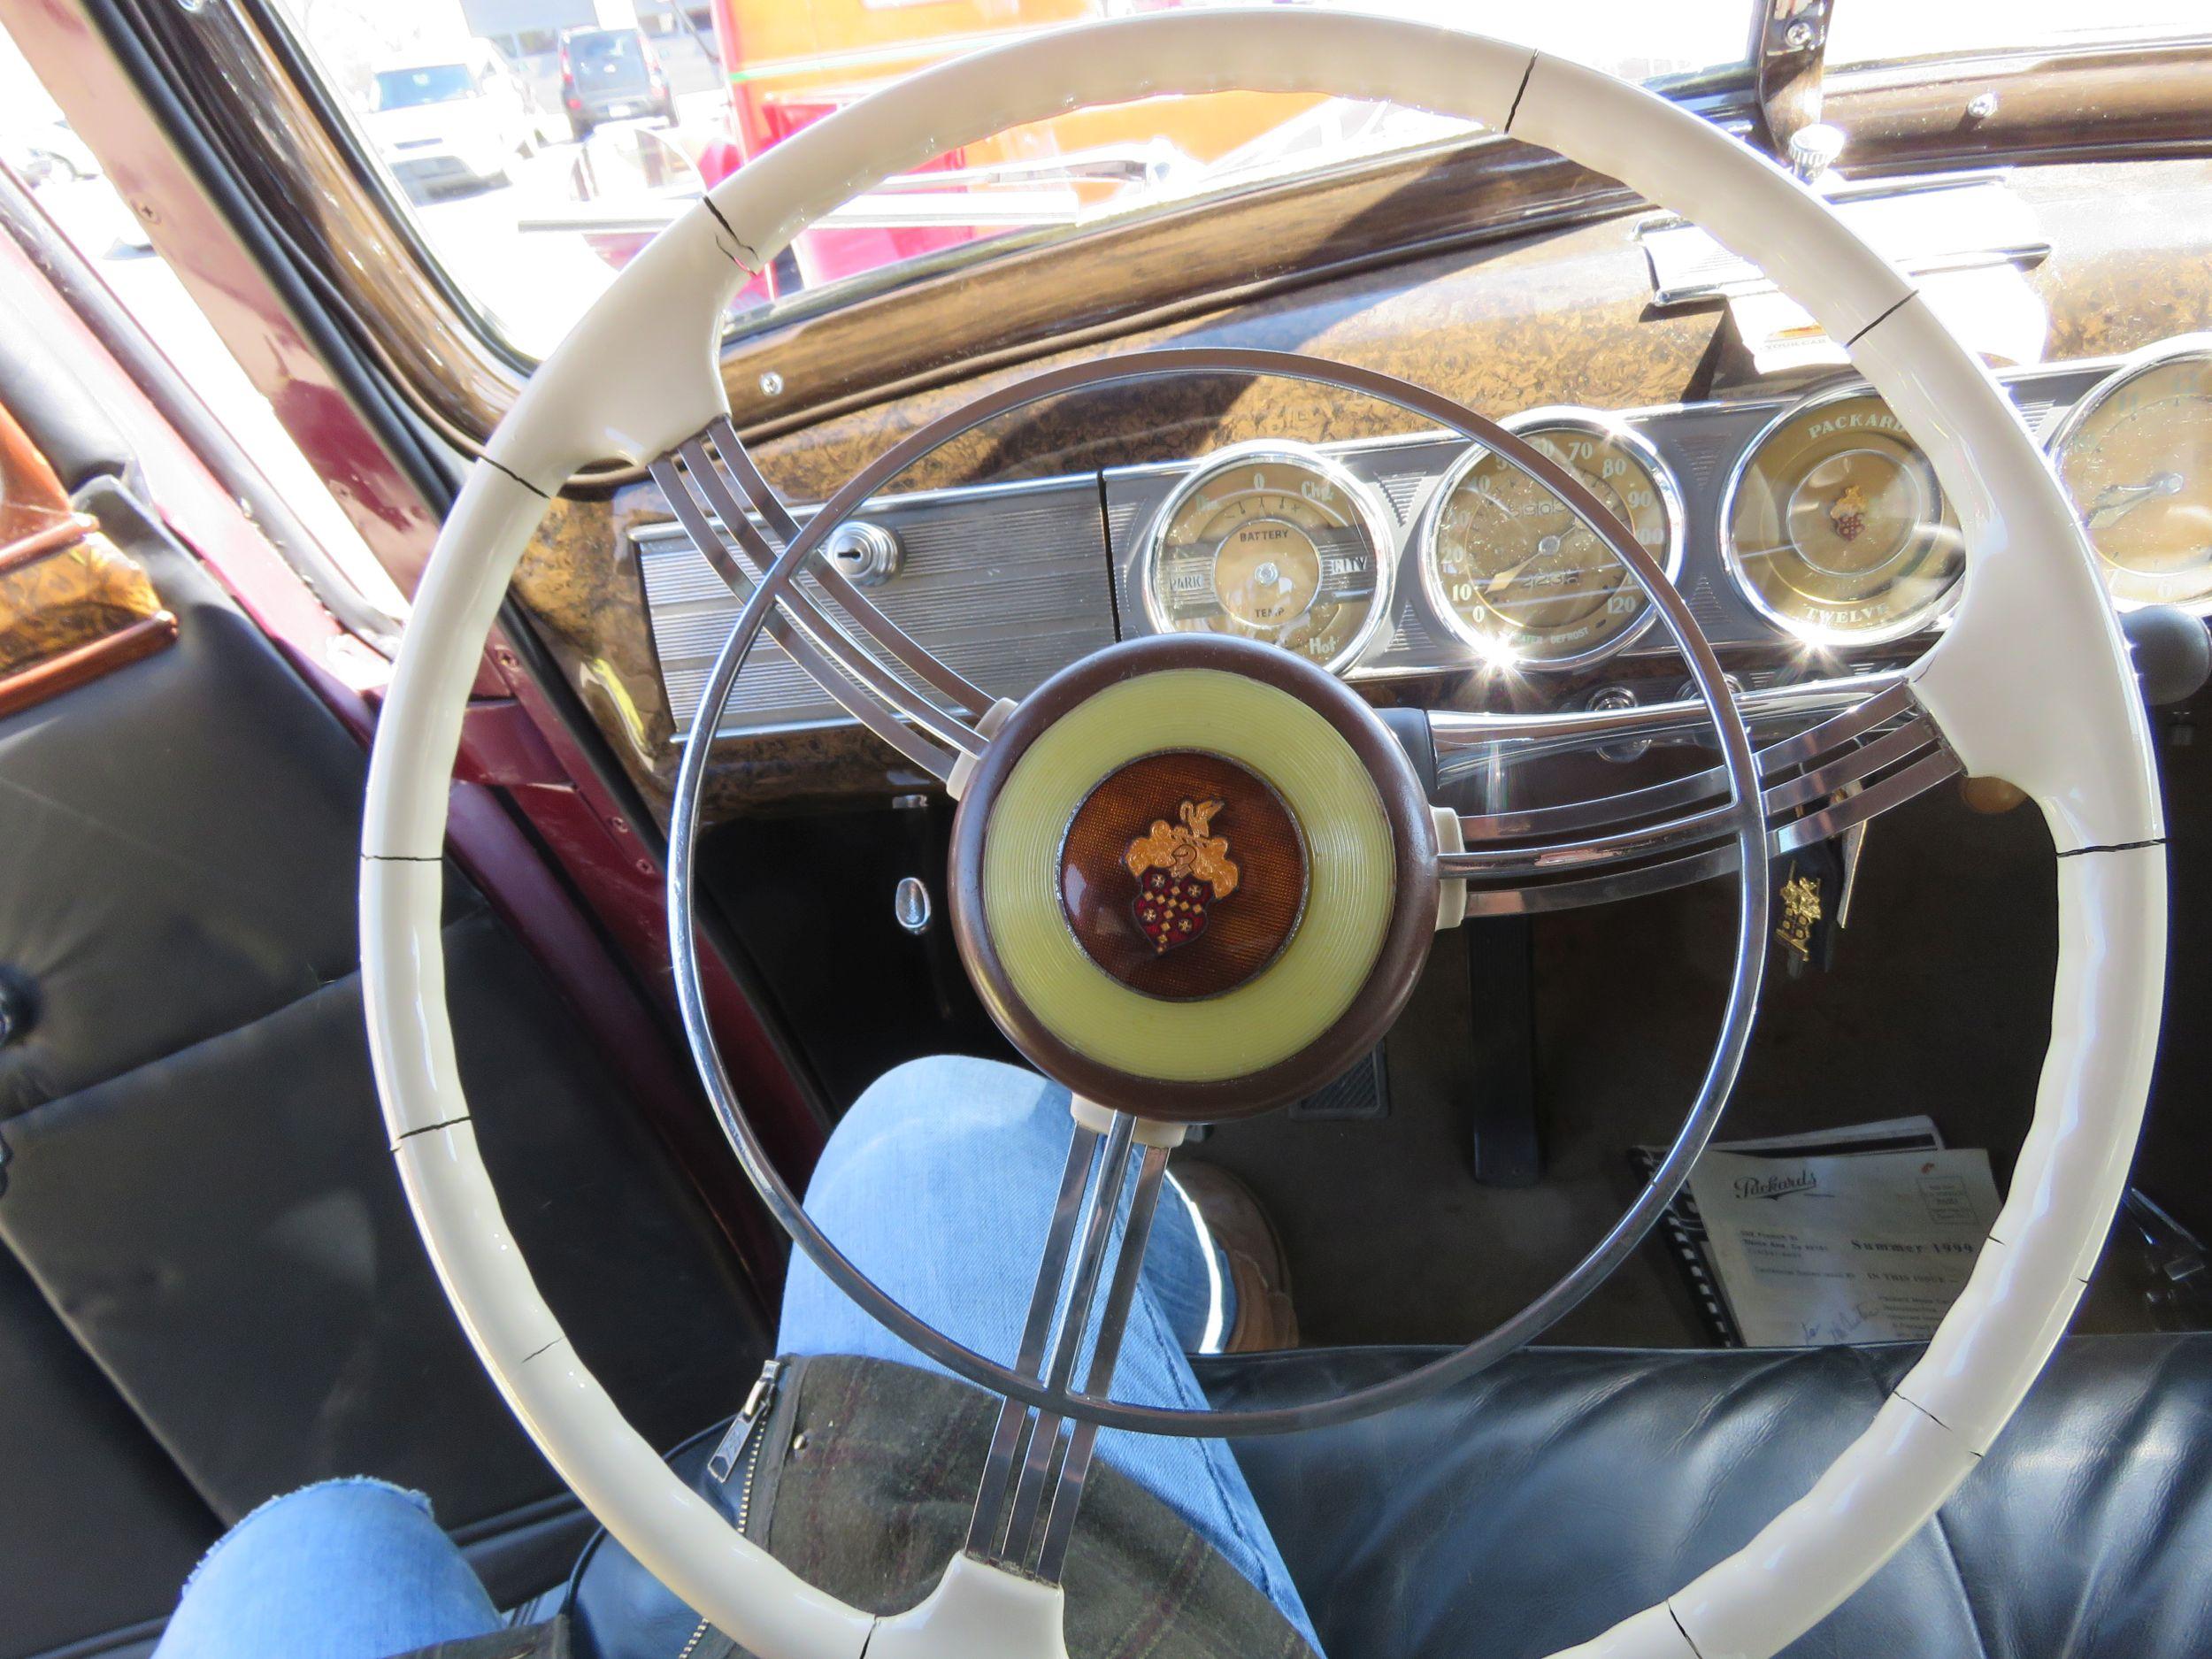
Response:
[649,432,992,776]
[1030,1143,1174,1582]
[969,1111,1177,1585]
[699,417,995,716]
[1436,675,1916,814]
[967,1113,1118,1563]
[1436,680,1962,916]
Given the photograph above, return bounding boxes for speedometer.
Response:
[2045,335,2212,611]
[1140,442,1395,673]
[1721,387,1963,645]
[1417,410,1684,669]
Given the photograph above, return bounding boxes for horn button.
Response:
[949,635,1436,1123]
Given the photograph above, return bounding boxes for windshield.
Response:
[371,63,476,111]
[266,0,2211,361]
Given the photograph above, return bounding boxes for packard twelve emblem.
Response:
[1827,483,1870,543]
[1125,798,1240,955]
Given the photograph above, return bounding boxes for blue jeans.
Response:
[152,1056,1316,1658]
[780,1056,1317,1646]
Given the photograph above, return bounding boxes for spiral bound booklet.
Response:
[1631,1116,1961,1347]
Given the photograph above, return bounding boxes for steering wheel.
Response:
[360,14,2167,1659]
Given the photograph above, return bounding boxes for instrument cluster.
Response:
[1118,334,2212,680]
[639,335,2212,745]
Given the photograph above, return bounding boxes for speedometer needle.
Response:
[2086,472,2185,529]
[1486,554,1536,593]
[1486,532,1572,592]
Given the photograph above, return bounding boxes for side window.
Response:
[0,21,403,619]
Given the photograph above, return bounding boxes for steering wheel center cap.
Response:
[949,634,1439,1123]
[1059,749,1309,999]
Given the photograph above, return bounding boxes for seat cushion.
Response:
[1196,1334,2212,1659]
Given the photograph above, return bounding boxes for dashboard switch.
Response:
[1787,122,1847,187]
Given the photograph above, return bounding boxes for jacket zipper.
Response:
[675,1359,785,1659]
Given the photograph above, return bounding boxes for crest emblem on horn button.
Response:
[1126,799,1240,955]
[1056,749,1303,1000]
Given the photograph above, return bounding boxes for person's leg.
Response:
[779,1055,1318,1650]
[153,1479,500,1659]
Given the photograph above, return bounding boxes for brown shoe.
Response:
[1170,1162,1301,1353]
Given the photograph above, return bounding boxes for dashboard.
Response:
[635,334,2212,743]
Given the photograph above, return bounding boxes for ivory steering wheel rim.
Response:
[359,14,2169,1659]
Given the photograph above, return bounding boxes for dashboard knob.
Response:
[894,875,933,935]
[2122,606,2211,709]
[821,520,902,587]
[1787,122,1847,187]
[1587,685,1651,764]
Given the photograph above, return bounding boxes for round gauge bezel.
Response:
[1414,405,1687,672]
[1138,439,1401,676]
[2040,332,2212,615]
[1718,381,1966,648]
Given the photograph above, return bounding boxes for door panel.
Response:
[0,475,766,1655]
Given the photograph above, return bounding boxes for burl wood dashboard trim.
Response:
[738,158,2212,502]
[0,611,179,720]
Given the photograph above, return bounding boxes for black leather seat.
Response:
[1197,1334,2212,1659]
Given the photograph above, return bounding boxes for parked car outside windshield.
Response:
[372,63,475,109]
[560,27,676,138]
[365,49,540,200]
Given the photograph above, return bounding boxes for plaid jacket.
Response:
[441,1354,1314,1659]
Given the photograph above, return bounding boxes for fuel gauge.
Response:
[1139,442,1397,673]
